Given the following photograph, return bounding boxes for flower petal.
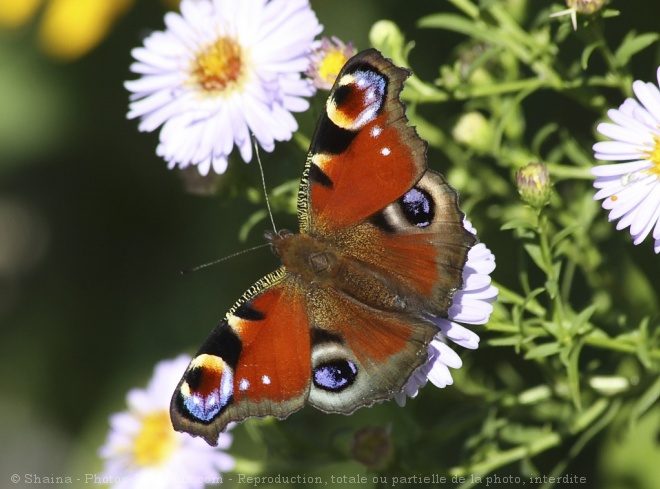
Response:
[125,0,321,174]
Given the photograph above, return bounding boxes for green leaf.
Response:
[487,336,524,347]
[500,424,549,444]
[631,376,660,427]
[567,305,597,338]
[418,14,497,44]
[614,31,660,67]
[581,41,602,70]
[518,385,553,405]
[601,8,621,19]
[570,398,610,433]
[239,209,268,242]
[635,317,652,369]
[523,243,548,274]
[501,218,537,231]
[531,122,559,155]
[567,341,584,410]
[541,319,560,338]
[561,135,597,168]
[524,342,561,359]
[550,224,580,250]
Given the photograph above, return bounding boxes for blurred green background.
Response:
[1,1,659,488]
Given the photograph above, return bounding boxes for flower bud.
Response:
[350,426,394,471]
[452,111,494,154]
[566,0,606,14]
[516,162,552,208]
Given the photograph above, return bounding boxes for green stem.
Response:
[451,431,562,480]
[485,322,660,360]
[537,212,566,331]
[448,0,479,19]
[492,282,546,317]
[546,163,594,180]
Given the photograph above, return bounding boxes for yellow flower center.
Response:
[132,411,178,467]
[645,136,660,175]
[318,50,348,85]
[193,36,244,93]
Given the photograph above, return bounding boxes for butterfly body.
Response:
[269,228,410,314]
[171,49,475,446]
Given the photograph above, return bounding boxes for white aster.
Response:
[396,221,497,405]
[99,355,234,489]
[591,67,660,253]
[125,0,322,175]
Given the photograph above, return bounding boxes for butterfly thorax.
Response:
[267,230,339,281]
[267,229,407,313]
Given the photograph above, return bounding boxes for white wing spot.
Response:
[262,375,271,385]
[381,147,391,156]
[239,378,250,391]
[371,126,382,138]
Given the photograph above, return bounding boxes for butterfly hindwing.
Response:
[300,171,474,414]
[306,286,438,413]
[363,169,476,316]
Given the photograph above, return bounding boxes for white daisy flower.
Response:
[99,355,234,489]
[591,67,660,253]
[396,221,497,405]
[125,0,322,176]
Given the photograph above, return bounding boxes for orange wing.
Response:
[297,49,427,234]
[171,269,311,446]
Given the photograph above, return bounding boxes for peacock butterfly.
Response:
[171,49,476,446]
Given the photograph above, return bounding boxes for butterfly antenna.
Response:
[253,135,278,234]
[181,243,271,274]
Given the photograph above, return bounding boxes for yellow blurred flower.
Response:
[0,0,136,61]
[40,0,134,60]
[0,0,43,28]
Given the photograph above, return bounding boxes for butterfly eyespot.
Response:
[329,69,387,131]
[401,187,434,227]
[313,359,358,392]
[179,355,234,422]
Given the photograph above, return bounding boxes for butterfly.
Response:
[171,49,476,446]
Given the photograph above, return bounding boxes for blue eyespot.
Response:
[182,364,233,422]
[351,69,386,128]
[401,187,434,227]
[313,360,358,392]
[184,391,224,422]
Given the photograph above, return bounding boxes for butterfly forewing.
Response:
[171,270,311,445]
[297,49,427,234]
